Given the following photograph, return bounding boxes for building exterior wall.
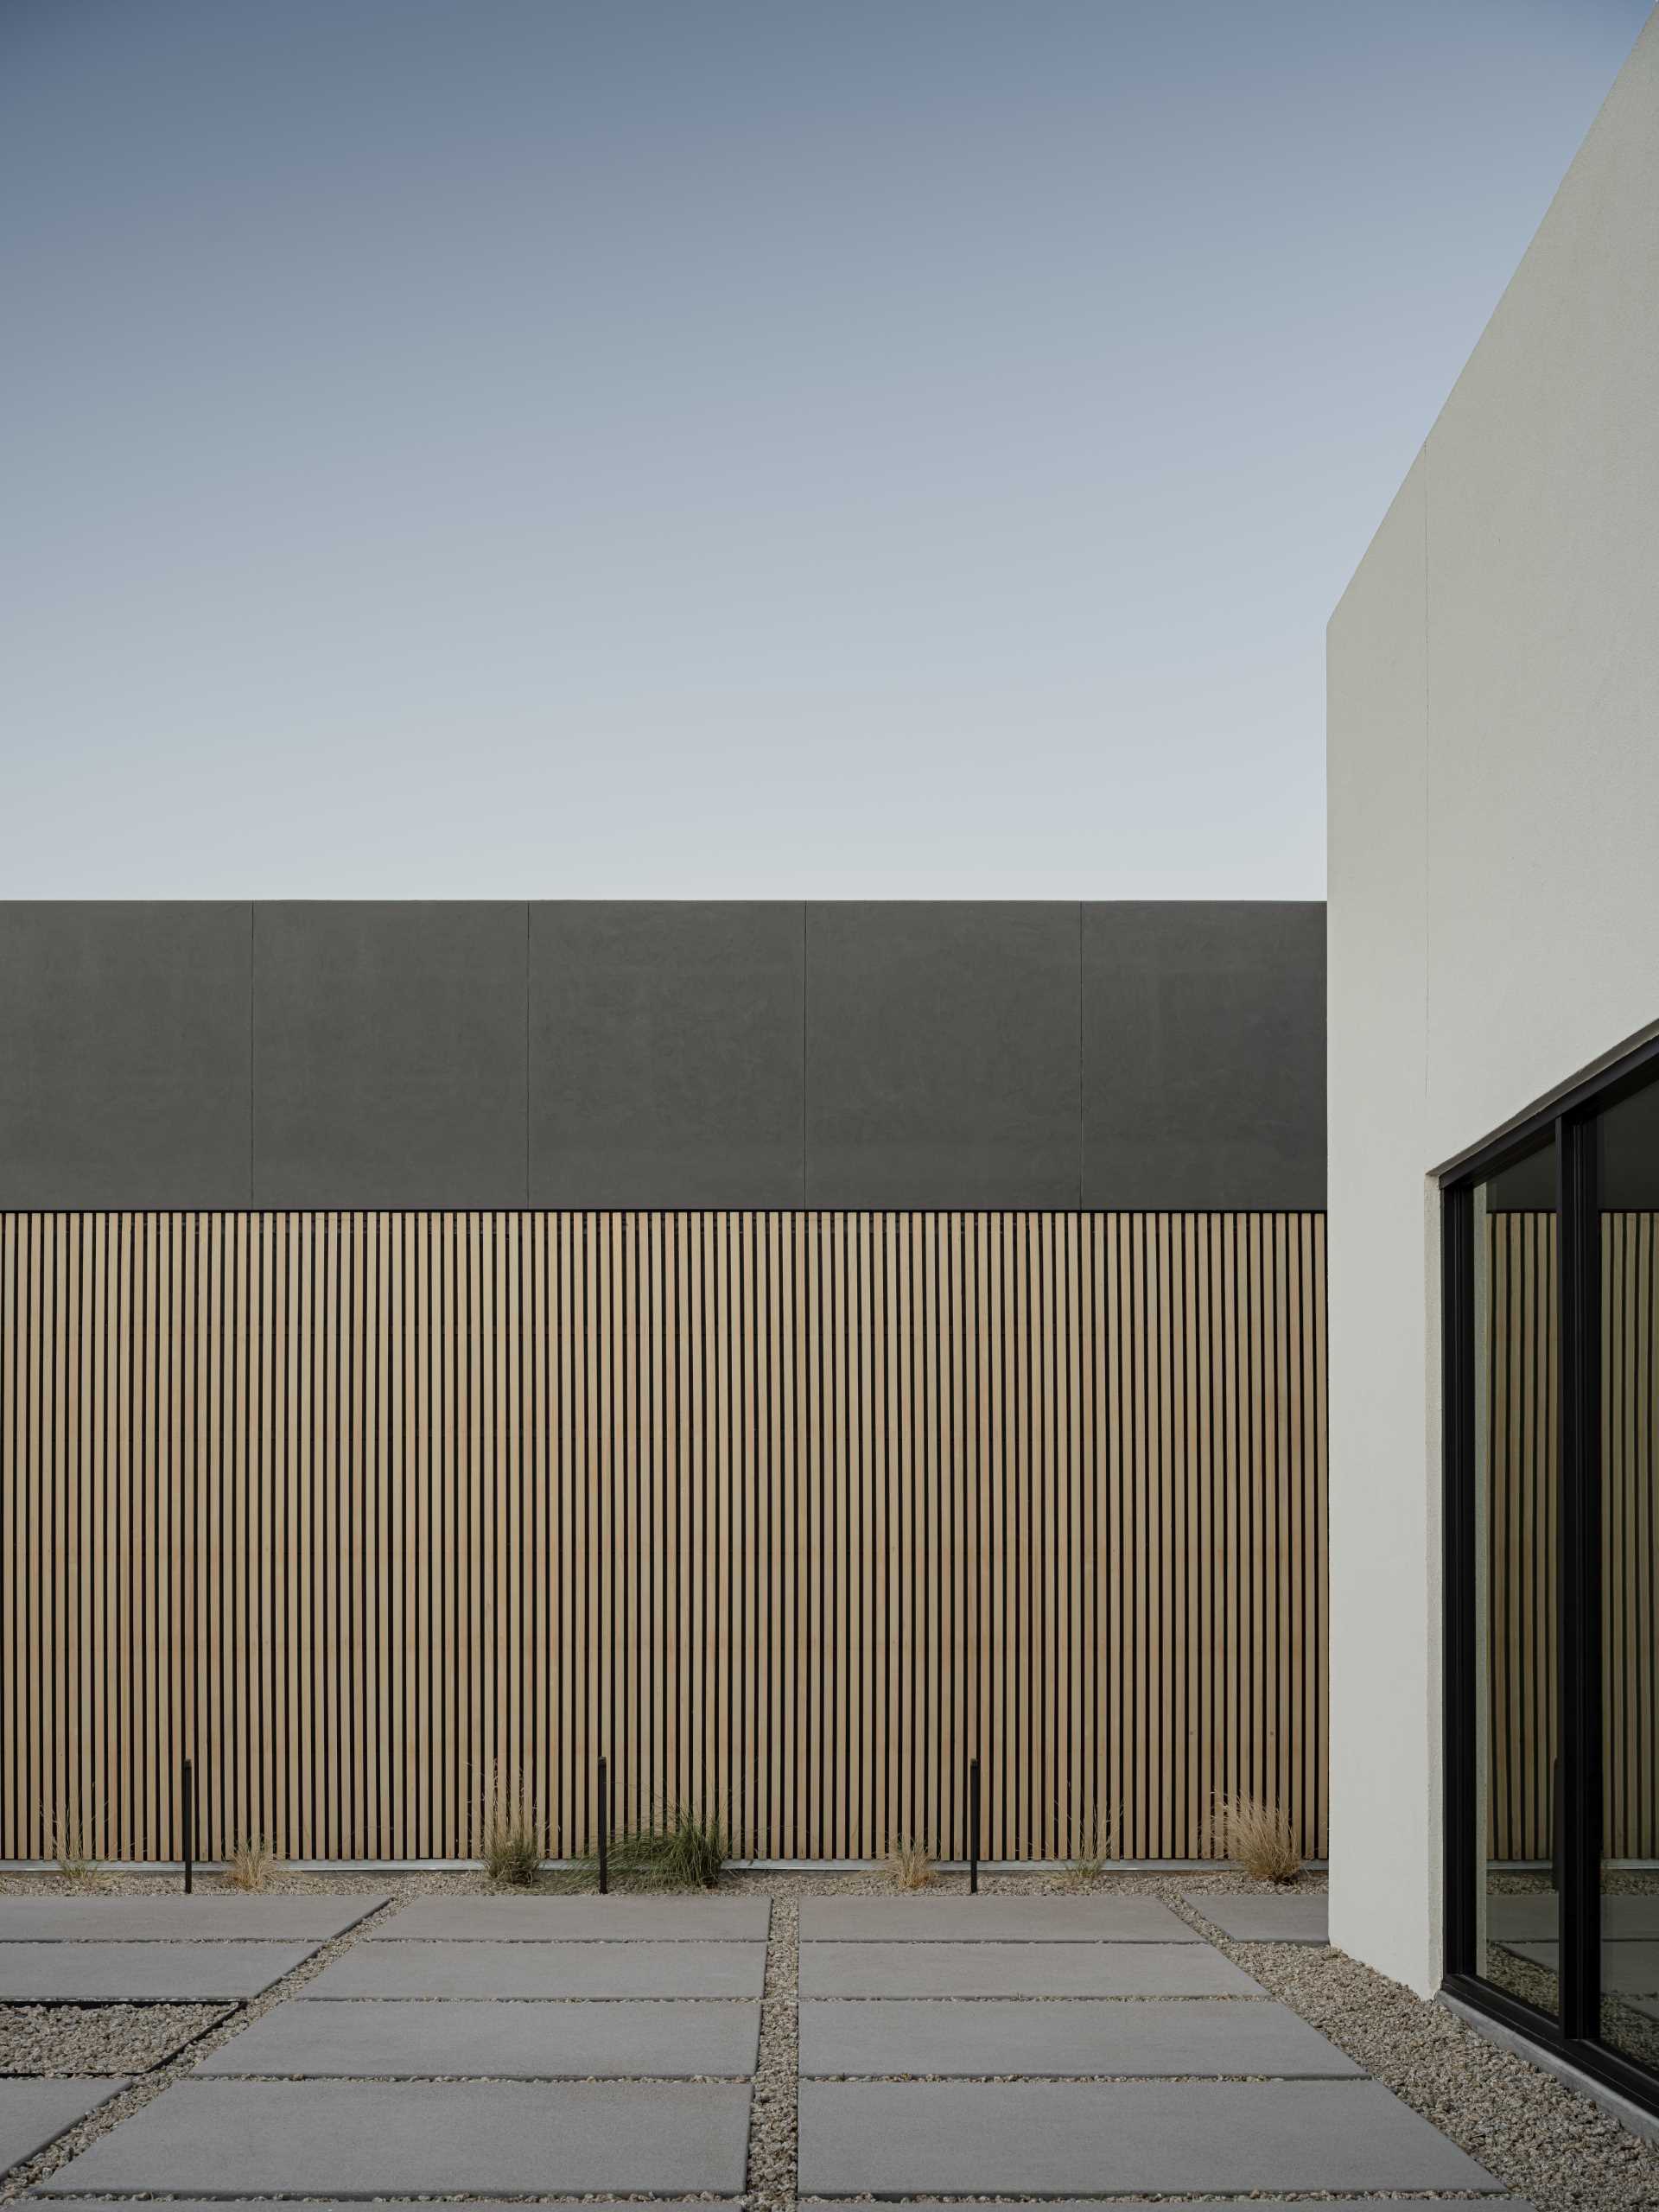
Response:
[0,901,1326,1212]
[1,899,1327,1862]
[2,1209,1325,1866]
[1327,13,1659,1994]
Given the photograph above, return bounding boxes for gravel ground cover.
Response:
[4,1859,1659,2209]
[746,1892,797,2212]
[0,2002,228,2077]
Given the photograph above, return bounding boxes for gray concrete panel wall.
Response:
[804,903,1081,1207]
[530,902,804,1206]
[1083,902,1325,1208]
[0,903,251,1206]
[251,903,528,1207]
[0,901,1325,1210]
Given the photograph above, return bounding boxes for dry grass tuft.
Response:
[1215,1789,1302,1884]
[49,1808,99,1887]
[883,1838,935,1891]
[480,1764,545,1888]
[1059,1802,1115,1887]
[226,1836,277,1891]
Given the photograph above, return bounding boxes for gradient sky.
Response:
[3,0,1649,899]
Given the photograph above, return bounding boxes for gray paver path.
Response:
[799,1937,1262,1998]
[1184,1889,1330,1943]
[195,1996,761,2077]
[36,2079,752,2197]
[0,1896,384,1944]
[0,1942,314,2002]
[306,1936,766,1999]
[798,2078,1500,2196]
[799,1995,1360,2077]
[800,1895,1194,1942]
[0,2081,130,2178]
[374,1894,767,1941]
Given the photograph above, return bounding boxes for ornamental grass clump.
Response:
[883,1839,935,1891]
[1215,1789,1302,1885]
[50,1808,98,1888]
[588,1805,726,1891]
[480,1764,545,1888]
[226,1836,277,1892]
[1060,1802,1115,1888]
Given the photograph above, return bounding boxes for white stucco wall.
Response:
[1327,10,1659,1996]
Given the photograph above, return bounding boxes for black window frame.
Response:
[1442,1028,1659,2113]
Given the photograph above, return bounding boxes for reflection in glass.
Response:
[1471,1135,1560,2018]
[1599,1082,1659,2067]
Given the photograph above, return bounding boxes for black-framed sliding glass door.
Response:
[1444,1044,1659,2113]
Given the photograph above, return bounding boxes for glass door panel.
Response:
[1471,1134,1560,2016]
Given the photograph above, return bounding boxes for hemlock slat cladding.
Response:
[2,1211,1326,1864]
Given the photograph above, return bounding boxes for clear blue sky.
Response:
[3,0,1649,899]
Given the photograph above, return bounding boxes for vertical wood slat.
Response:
[2,1211,1327,1864]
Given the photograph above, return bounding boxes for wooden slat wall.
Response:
[1484,1211,1659,1862]
[2,1212,1327,1865]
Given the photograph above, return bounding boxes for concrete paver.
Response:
[798,1995,1360,2077]
[373,1895,767,1941]
[307,1936,766,1999]
[799,1895,1195,1942]
[195,1997,761,2077]
[0,2082,130,2179]
[0,1942,315,2002]
[0,1897,385,1943]
[799,1938,1263,1998]
[35,2079,753,2197]
[1184,1890,1330,1944]
[797,2078,1501,2196]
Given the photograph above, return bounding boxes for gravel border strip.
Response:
[746,1891,797,2211]
[0,2001,232,2079]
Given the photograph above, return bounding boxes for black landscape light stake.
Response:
[969,1758,981,1895]
[597,1757,610,1895]
[182,1758,195,1896]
